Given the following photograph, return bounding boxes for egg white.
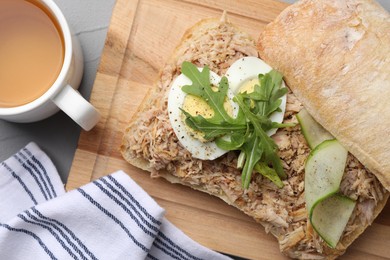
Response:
[167,68,238,160]
[226,57,287,136]
[168,58,287,160]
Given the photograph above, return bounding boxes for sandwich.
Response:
[121,0,390,258]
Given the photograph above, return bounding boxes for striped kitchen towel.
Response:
[0,143,231,260]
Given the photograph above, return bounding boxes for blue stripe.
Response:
[1,162,37,205]
[105,175,202,260]
[26,210,90,260]
[18,213,79,260]
[14,154,50,200]
[77,188,149,253]
[152,242,183,260]
[158,232,203,260]
[147,254,160,260]
[0,223,57,260]
[92,181,157,238]
[107,175,162,225]
[23,147,57,197]
[31,208,98,260]
[18,151,54,199]
[154,237,192,260]
[99,178,160,232]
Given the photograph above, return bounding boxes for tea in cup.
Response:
[0,0,100,131]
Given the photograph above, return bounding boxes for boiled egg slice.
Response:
[167,68,238,160]
[226,57,287,136]
[168,58,287,160]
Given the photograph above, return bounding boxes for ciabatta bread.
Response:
[258,0,390,192]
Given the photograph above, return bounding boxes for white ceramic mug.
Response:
[0,0,100,131]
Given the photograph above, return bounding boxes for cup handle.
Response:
[51,85,100,131]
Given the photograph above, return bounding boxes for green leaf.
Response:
[271,87,288,103]
[265,99,282,117]
[181,109,246,140]
[254,162,284,188]
[215,128,248,150]
[235,94,287,180]
[269,70,283,91]
[239,91,268,101]
[181,62,232,123]
[250,70,288,118]
[272,122,296,129]
[241,133,263,188]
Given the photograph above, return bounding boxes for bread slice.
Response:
[121,14,388,259]
[258,0,390,192]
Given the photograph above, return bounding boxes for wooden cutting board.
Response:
[66,0,390,259]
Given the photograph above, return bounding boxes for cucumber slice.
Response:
[311,195,356,248]
[297,108,333,149]
[301,110,356,248]
[305,139,355,248]
[305,139,348,213]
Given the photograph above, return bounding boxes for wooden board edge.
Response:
[67,0,139,187]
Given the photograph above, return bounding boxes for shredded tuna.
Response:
[123,20,388,259]
[280,226,306,252]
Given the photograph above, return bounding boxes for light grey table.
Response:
[0,0,389,184]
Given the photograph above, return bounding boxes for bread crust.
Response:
[258,0,390,191]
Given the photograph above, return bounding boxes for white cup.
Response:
[0,0,100,131]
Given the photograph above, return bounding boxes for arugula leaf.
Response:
[235,94,287,180]
[181,109,246,141]
[241,132,263,188]
[254,163,283,188]
[181,62,234,124]
[180,62,290,189]
[215,127,248,151]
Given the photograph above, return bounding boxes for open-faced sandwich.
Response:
[121,0,390,258]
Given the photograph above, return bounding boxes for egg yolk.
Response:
[181,78,259,143]
[239,78,258,93]
[182,85,233,142]
[183,95,214,119]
